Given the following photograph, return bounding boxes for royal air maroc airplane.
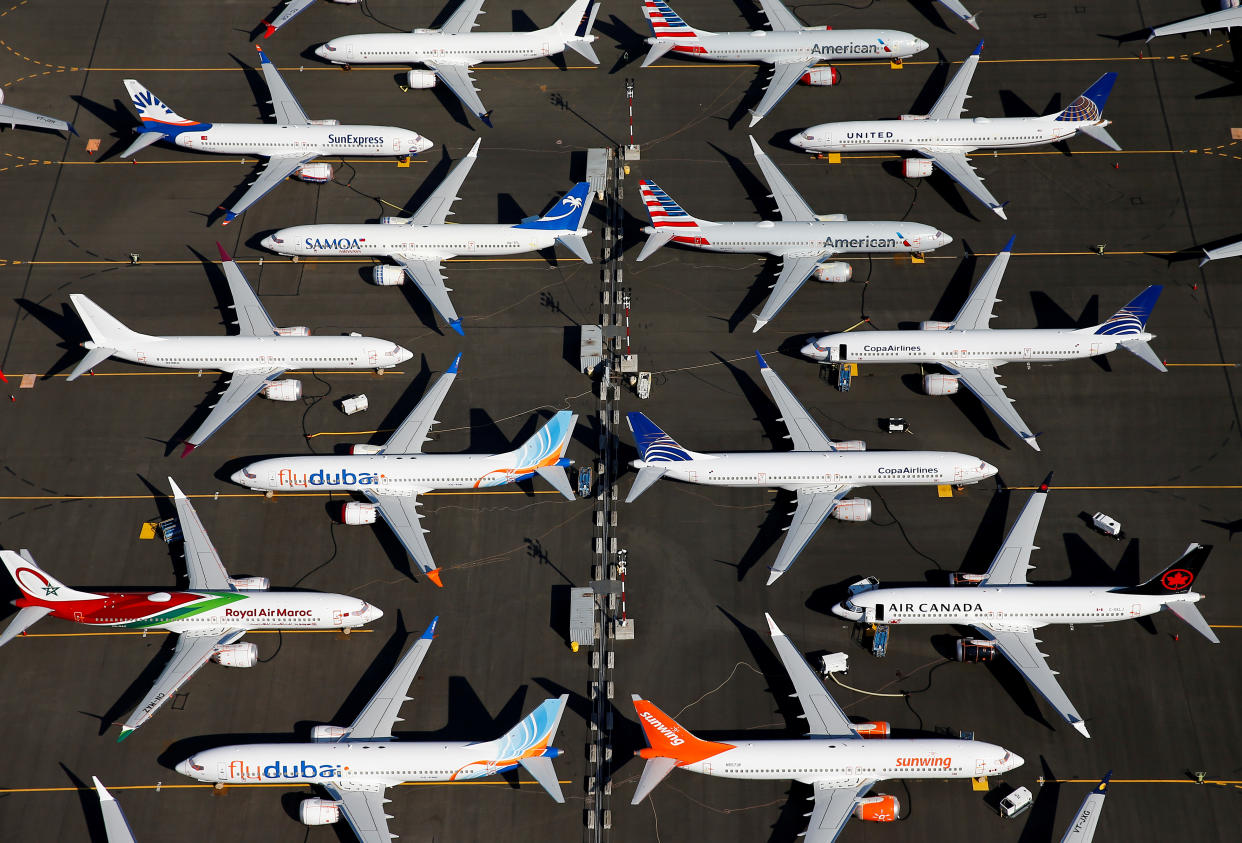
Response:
[790,42,1120,220]
[637,136,952,331]
[65,243,412,456]
[0,90,74,134]
[800,238,1166,451]
[834,475,1218,738]
[630,614,1023,841]
[0,478,383,741]
[1148,2,1242,42]
[625,352,996,584]
[119,46,432,224]
[638,0,928,126]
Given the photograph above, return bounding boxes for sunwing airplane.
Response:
[790,43,1120,220]
[261,139,593,336]
[65,243,412,457]
[638,0,928,126]
[637,136,952,331]
[176,617,570,842]
[1148,1,1242,42]
[93,778,138,843]
[120,46,432,224]
[314,0,601,127]
[631,614,1023,841]
[0,90,74,134]
[936,0,979,30]
[625,352,996,585]
[800,238,1166,452]
[834,475,1218,738]
[0,478,383,741]
[1059,772,1110,843]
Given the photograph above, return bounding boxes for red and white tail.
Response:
[641,0,700,38]
[1,550,102,604]
[638,180,703,230]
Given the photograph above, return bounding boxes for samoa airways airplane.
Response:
[1148,2,1242,42]
[0,478,383,741]
[0,90,74,134]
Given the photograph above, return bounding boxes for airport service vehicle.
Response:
[999,786,1033,818]
[1149,2,1242,42]
[0,89,73,133]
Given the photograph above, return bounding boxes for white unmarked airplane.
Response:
[835,476,1218,738]
[0,478,383,741]
[790,42,1120,219]
[637,136,952,331]
[630,614,1023,842]
[0,90,74,134]
[175,617,570,842]
[1148,1,1242,42]
[1059,772,1111,843]
[120,46,432,224]
[801,238,1166,451]
[66,243,412,456]
[638,0,928,126]
[314,0,601,127]
[625,352,996,584]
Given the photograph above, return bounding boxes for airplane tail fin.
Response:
[1092,285,1162,336]
[507,411,578,499]
[637,179,705,260]
[1054,73,1117,123]
[1,549,104,606]
[1115,542,1211,596]
[555,0,601,63]
[629,695,732,803]
[516,182,594,231]
[121,80,208,158]
[641,0,702,39]
[496,695,569,802]
[66,294,149,380]
[627,412,696,464]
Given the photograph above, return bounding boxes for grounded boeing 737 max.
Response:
[1060,772,1111,843]
[1148,2,1242,42]
[936,0,979,30]
[260,0,357,39]
[0,90,74,134]
[93,778,138,843]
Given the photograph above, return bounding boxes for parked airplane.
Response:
[631,614,1023,841]
[261,139,593,336]
[625,352,995,584]
[119,46,432,224]
[1060,772,1111,843]
[229,354,578,587]
[790,43,1119,219]
[637,137,952,331]
[93,778,137,843]
[800,238,1165,451]
[834,475,1218,738]
[313,0,601,127]
[1148,2,1242,42]
[260,0,355,39]
[65,243,412,456]
[0,90,74,134]
[1200,237,1242,265]
[0,478,383,741]
[175,617,570,841]
[937,0,979,30]
[638,0,928,126]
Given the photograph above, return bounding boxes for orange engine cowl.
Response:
[854,721,890,738]
[854,794,900,822]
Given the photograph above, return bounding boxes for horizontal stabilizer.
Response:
[119,131,166,159]
[565,39,599,64]
[626,465,667,503]
[631,756,678,805]
[1077,123,1120,151]
[637,229,674,262]
[0,605,53,649]
[642,40,675,68]
[518,756,565,803]
[1120,339,1166,372]
[535,465,576,501]
[1165,601,1219,644]
[556,234,593,264]
[67,346,117,381]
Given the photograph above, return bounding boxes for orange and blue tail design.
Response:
[1094,285,1161,336]
[123,79,211,138]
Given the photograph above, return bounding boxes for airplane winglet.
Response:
[91,777,114,800]
[421,616,439,639]
[754,350,769,370]
[751,315,769,333]
[0,368,7,383]
[255,45,272,64]
[447,352,462,374]
[216,242,232,263]
[466,138,482,157]
[1096,770,1112,792]
[1198,249,1212,268]
[448,318,464,337]
[764,612,781,637]
[180,443,196,459]
[1037,471,1053,493]
[972,39,984,56]
[480,113,494,129]
[222,211,238,225]
[425,569,444,588]
[1071,720,1091,739]
[68,123,78,137]
[1022,432,1042,452]
[260,21,276,39]
[116,727,134,743]
[765,566,786,586]
[1001,234,1016,253]
[167,476,187,500]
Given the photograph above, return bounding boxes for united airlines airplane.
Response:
[625,352,996,584]
[0,90,74,134]
[120,46,432,224]
[1148,2,1242,42]
[637,137,952,331]
[0,478,383,741]
[630,614,1023,842]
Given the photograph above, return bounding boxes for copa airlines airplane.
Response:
[0,90,74,134]
[0,478,383,741]
[631,614,1023,842]
[790,42,1119,219]
[835,475,1218,738]
[625,352,996,584]
[1060,772,1110,843]
[800,238,1166,451]
[261,139,593,336]
[230,354,578,587]
[176,617,570,842]
[65,243,412,456]
[314,0,601,127]
[1148,2,1242,42]
[120,46,432,224]
[639,0,928,126]
[637,136,952,331]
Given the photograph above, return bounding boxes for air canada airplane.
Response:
[630,614,1023,842]
[835,475,1218,738]
[0,478,383,741]
[0,90,74,134]
[1148,2,1242,42]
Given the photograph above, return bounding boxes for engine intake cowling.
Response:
[311,725,352,742]
[801,67,840,86]
[854,794,900,822]
[854,721,890,738]
[812,262,852,283]
[372,265,405,286]
[831,498,872,522]
[261,379,302,402]
[211,642,258,668]
[227,576,270,591]
[407,69,437,89]
[341,502,378,525]
[919,320,952,331]
[275,326,310,337]
[831,440,866,452]
[299,798,341,826]
[902,158,934,179]
[295,163,334,184]
[350,444,384,455]
[923,374,959,396]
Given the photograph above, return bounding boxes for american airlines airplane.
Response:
[790,43,1120,219]
[314,0,601,127]
[1148,2,1242,42]
[65,243,412,456]
[835,475,1218,738]
[0,478,383,741]
[119,46,432,224]
[630,614,1023,842]
[637,136,952,331]
[230,355,578,587]
[625,352,996,584]
[1059,772,1110,843]
[800,238,1166,452]
[638,0,928,126]
[176,617,570,842]
[261,139,593,336]
[0,90,74,134]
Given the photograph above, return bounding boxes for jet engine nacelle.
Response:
[211,642,258,668]
[307,119,340,126]
[854,795,900,822]
[227,576,270,591]
[275,326,310,337]
[902,158,934,179]
[831,440,867,452]
[299,798,342,826]
[311,725,352,742]
[919,320,952,331]
[812,262,852,283]
[800,67,840,86]
[261,379,303,401]
[407,69,438,89]
[294,163,334,183]
[350,444,384,455]
[831,498,872,521]
[854,721,890,738]
[923,373,959,396]
[372,265,406,286]
[341,502,378,525]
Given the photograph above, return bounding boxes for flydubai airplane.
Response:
[800,238,1166,451]
[630,614,1023,842]
[230,354,578,587]
[120,46,432,224]
[625,352,995,584]
[637,136,952,331]
[791,43,1120,219]
[638,0,928,126]
[0,90,74,134]
[834,475,1218,738]
[313,0,601,127]
[1148,2,1242,42]
[261,139,593,336]
[65,243,412,456]
[1059,772,1111,843]
[0,478,383,741]
[176,617,570,841]
[936,0,979,30]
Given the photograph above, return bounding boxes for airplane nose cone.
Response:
[397,345,414,363]
[937,231,954,247]
[230,469,251,486]
[1008,752,1025,770]
[981,461,998,479]
[801,341,825,360]
[790,134,806,149]
[365,603,384,622]
[416,136,433,154]
[175,758,195,778]
[830,602,862,622]
[259,235,276,251]
[914,38,930,53]
[314,44,330,60]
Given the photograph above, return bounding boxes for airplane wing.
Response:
[748,60,819,128]
[440,0,487,34]
[756,352,834,451]
[803,781,877,843]
[362,490,440,583]
[936,0,979,30]
[92,778,138,843]
[427,62,490,125]
[755,0,804,32]
[380,354,460,454]
[217,243,277,336]
[920,149,1006,219]
[748,135,816,221]
[949,236,1013,329]
[1150,8,1242,40]
[255,46,309,124]
[393,256,462,335]
[168,477,231,591]
[1200,238,1242,265]
[975,624,1090,737]
[979,473,1050,586]
[347,617,439,739]
[320,784,396,843]
[183,367,286,454]
[263,0,319,37]
[927,40,982,120]
[408,138,482,225]
[943,364,1038,450]
[222,154,317,224]
[1060,772,1110,843]
[767,486,852,585]
[0,104,72,133]
[766,614,862,737]
[754,252,830,331]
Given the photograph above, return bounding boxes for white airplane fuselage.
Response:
[172,123,431,157]
[646,221,951,257]
[632,451,995,489]
[233,454,548,492]
[649,29,927,64]
[802,327,1154,364]
[89,334,410,374]
[262,222,588,259]
[317,30,582,65]
[793,115,1095,154]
